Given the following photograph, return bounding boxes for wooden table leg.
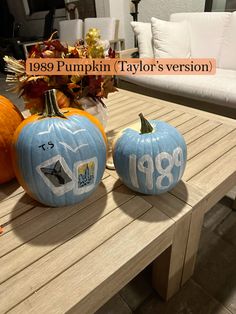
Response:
[152,213,191,300]
[181,206,205,285]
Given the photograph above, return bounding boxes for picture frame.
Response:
[22,41,43,58]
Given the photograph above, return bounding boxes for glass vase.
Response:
[79,97,108,129]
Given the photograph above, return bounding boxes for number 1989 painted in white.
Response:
[129,147,184,190]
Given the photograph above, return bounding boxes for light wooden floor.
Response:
[96,189,236,314]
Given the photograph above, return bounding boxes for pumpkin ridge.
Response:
[0,96,23,184]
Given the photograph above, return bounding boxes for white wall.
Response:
[108,0,126,39]
[139,0,205,22]
[95,0,125,39]
[108,0,206,48]
[95,0,110,18]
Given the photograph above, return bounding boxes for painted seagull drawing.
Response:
[38,125,86,136]
[59,142,89,153]
[59,125,87,135]
[38,125,54,135]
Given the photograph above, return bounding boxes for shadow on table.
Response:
[0,179,20,202]
[112,179,189,222]
[9,180,116,246]
[4,193,37,223]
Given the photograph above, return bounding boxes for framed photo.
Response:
[22,41,43,58]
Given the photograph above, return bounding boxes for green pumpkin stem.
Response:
[139,113,153,134]
[43,89,67,118]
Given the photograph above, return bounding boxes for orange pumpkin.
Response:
[0,96,24,184]
[56,90,71,108]
[25,90,70,114]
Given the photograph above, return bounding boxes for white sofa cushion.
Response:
[84,18,118,40]
[170,12,231,64]
[219,12,236,70]
[130,22,154,58]
[121,69,236,108]
[59,19,84,46]
[151,17,190,58]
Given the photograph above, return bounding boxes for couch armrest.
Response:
[117,48,138,58]
[109,38,125,50]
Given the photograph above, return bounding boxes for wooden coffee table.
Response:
[0,89,235,313]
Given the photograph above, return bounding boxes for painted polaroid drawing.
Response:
[78,161,95,187]
[74,157,98,195]
[36,155,74,196]
[40,160,72,187]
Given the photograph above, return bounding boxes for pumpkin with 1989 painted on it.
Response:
[12,89,107,207]
[0,96,24,184]
[113,113,187,195]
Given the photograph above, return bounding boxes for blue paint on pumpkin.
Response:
[14,115,106,207]
[113,120,187,195]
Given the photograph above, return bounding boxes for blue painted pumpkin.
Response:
[113,113,187,195]
[12,90,107,207]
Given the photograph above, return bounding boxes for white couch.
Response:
[120,12,236,117]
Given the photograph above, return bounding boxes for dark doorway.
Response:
[27,0,65,15]
[26,0,97,19]
[225,0,236,11]
[205,0,236,11]
[78,0,97,20]
[0,0,14,38]
[204,0,213,11]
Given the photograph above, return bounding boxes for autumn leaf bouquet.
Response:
[4,29,118,122]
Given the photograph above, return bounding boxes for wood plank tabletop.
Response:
[106,89,236,209]
[0,172,176,313]
[0,89,235,313]
[105,89,236,289]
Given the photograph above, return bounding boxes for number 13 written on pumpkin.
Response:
[129,147,184,190]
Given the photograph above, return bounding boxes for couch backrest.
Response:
[84,18,119,41]
[59,19,84,46]
[170,12,231,64]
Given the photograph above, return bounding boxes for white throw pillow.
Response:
[170,12,231,63]
[151,17,191,58]
[219,12,236,70]
[130,22,154,58]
